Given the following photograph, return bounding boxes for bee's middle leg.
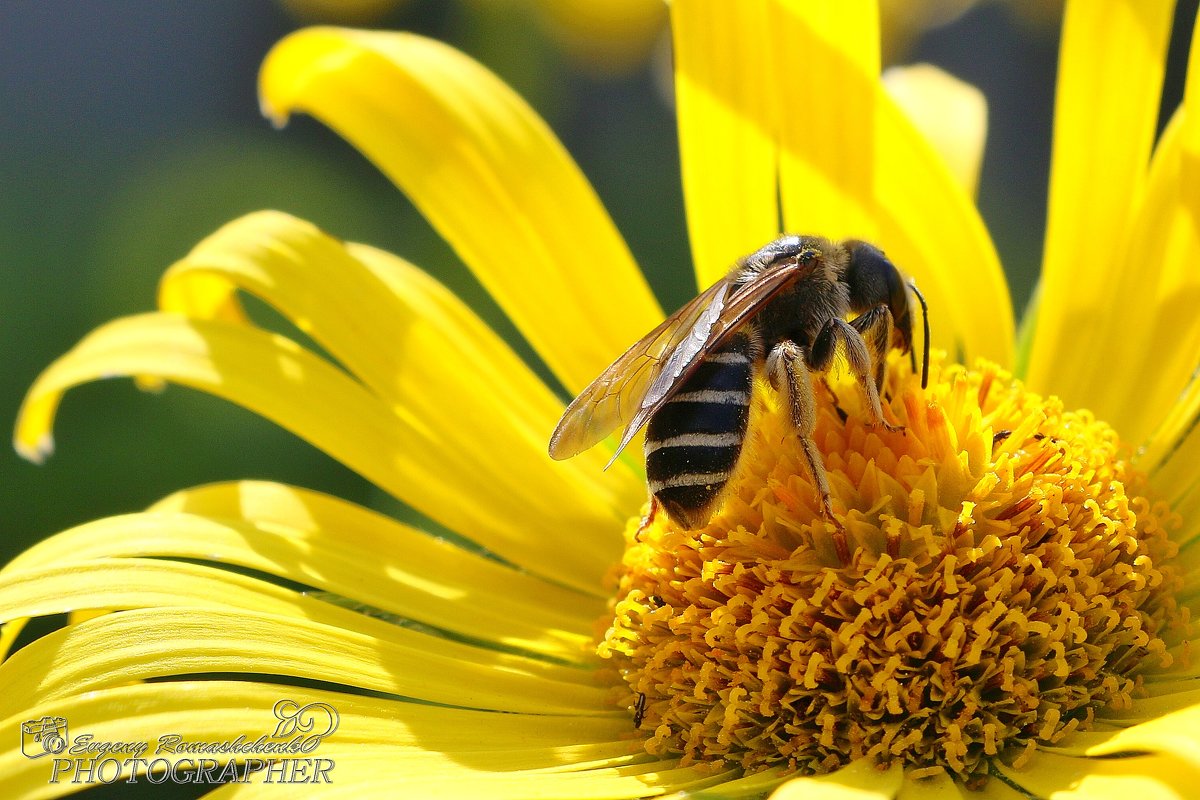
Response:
[810,317,903,433]
[766,340,835,518]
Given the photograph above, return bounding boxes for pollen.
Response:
[598,355,1187,786]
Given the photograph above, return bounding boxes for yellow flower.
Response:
[278,0,668,77]
[3,2,1200,799]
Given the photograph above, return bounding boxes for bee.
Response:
[548,236,929,529]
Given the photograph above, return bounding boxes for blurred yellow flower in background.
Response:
[279,0,411,27]
[279,0,667,77]
[277,0,1056,79]
[3,1,1199,798]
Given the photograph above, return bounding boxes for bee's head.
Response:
[842,240,929,387]
[842,241,910,339]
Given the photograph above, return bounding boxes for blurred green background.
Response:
[2,0,1196,567]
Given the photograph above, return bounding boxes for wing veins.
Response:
[608,261,804,463]
[547,279,731,461]
[549,258,806,468]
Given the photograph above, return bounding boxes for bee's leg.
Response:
[810,317,903,434]
[634,496,660,542]
[766,340,835,519]
[848,304,894,395]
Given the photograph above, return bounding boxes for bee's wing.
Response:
[548,278,733,462]
[549,258,806,466]
[614,259,806,460]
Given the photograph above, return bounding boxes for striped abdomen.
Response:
[645,331,754,529]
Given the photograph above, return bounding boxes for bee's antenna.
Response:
[908,281,930,389]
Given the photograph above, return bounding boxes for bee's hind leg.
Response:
[767,340,837,521]
[810,315,903,434]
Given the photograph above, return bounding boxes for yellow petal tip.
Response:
[134,375,168,393]
[260,96,290,130]
[257,26,362,131]
[16,433,54,465]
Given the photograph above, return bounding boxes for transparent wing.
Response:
[549,258,807,465]
[548,278,733,461]
[612,259,806,459]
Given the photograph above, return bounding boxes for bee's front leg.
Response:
[809,317,903,434]
[766,340,836,521]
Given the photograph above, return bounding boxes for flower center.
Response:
[598,355,1185,787]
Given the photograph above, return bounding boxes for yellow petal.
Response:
[1024,0,1175,400]
[1166,485,1200,551]
[769,3,1011,364]
[0,682,637,799]
[883,63,987,199]
[4,508,600,663]
[769,1,879,241]
[0,619,25,660]
[1104,9,1200,454]
[0,603,609,716]
[782,4,1011,366]
[0,558,581,680]
[238,742,650,778]
[1103,689,1200,725]
[1136,669,1200,699]
[1050,705,1200,769]
[220,753,733,798]
[1092,112,1200,447]
[1185,5,1200,211]
[771,759,904,799]
[1035,724,1125,754]
[873,86,1013,367]
[997,750,1200,799]
[972,777,1030,799]
[660,767,791,799]
[10,682,627,751]
[0,672,720,797]
[151,479,607,624]
[160,211,642,528]
[1149,408,1200,511]
[676,1,1011,364]
[671,0,779,288]
[14,313,615,594]
[259,28,662,394]
[350,240,644,504]
[896,769,966,799]
[530,0,667,76]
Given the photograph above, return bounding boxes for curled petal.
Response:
[259,28,663,394]
[14,313,616,594]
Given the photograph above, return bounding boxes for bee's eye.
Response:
[799,248,819,264]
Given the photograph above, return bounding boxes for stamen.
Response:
[599,355,1186,785]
